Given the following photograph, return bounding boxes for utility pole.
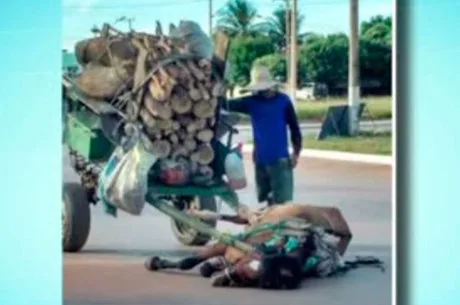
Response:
[289,0,298,105]
[273,0,291,92]
[348,0,360,135]
[209,0,213,36]
[285,1,291,90]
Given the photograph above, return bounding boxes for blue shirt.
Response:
[226,92,302,165]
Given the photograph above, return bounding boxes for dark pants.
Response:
[255,158,294,205]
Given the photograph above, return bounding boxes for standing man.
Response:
[224,65,302,205]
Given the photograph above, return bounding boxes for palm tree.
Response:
[266,6,309,51]
[215,0,265,37]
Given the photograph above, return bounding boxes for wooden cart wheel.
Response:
[170,196,217,246]
[63,183,91,252]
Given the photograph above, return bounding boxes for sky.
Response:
[63,0,393,50]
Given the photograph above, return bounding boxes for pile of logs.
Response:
[74,21,229,183]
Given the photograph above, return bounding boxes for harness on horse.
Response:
[212,217,385,288]
[146,216,385,290]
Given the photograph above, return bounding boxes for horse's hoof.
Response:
[145,256,161,271]
[199,262,217,278]
[211,272,231,287]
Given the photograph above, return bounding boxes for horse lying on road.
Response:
[145,203,360,289]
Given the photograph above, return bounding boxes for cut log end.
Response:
[192,144,215,165]
[151,140,171,158]
[196,129,214,143]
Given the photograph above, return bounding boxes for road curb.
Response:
[241,144,393,166]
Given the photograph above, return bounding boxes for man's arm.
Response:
[285,101,303,159]
[222,96,251,115]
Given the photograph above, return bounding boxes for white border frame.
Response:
[391,0,397,304]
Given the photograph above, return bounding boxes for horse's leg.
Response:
[195,243,231,277]
[323,207,352,256]
[267,204,353,256]
[297,206,353,256]
[145,243,228,272]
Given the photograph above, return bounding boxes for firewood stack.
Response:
[74,21,229,184]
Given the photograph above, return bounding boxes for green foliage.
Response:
[216,0,265,37]
[299,33,349,88]
[254,54,308,84]
[227,35,276,86]
[360,15,392,93]
[253,54,287,81]
[363,23,391,43]
[215,11,392,94]
[295,14,392,94]
[304,131,392,155]
[361,15,392,38]
[265,6,305,51]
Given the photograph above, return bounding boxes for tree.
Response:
[265,6,306,51]
[360,15,392,94]
[361,15,392,38]
[300,33,349,89]
[227,35,276,86]
[254,54,287,81]
[298,15,392,95]
[255,53,308,85]
[215,0,265,37]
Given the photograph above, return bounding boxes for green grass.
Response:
[304,131,392,155]
[296,96,392,121]
[238,96,392,123]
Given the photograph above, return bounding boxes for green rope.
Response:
[236,222,284,241]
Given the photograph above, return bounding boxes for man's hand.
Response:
[291,154,299,168]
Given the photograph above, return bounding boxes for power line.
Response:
[63,0,362,11]
[63,0,208,10]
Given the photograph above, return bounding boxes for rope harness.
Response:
[227,216,385,279]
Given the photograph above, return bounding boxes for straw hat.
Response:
[243,65,279,92]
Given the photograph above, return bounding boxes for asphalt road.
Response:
[233,119,392,143]
[63,153,393,305]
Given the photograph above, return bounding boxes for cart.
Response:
[62,42,245,252]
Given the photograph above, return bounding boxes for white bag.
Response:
[310,228,345,277]
[224,146,247,190]
[98,127,158,215]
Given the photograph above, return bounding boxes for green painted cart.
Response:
[62,71,244,253]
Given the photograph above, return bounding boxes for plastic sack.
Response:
[223,61,232,82]
[75,36,137,67]
[98,127,158,215]
[169,20,213,60]
[224,144,247,190]
[75,63,130,99]
[309,229,345,277]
